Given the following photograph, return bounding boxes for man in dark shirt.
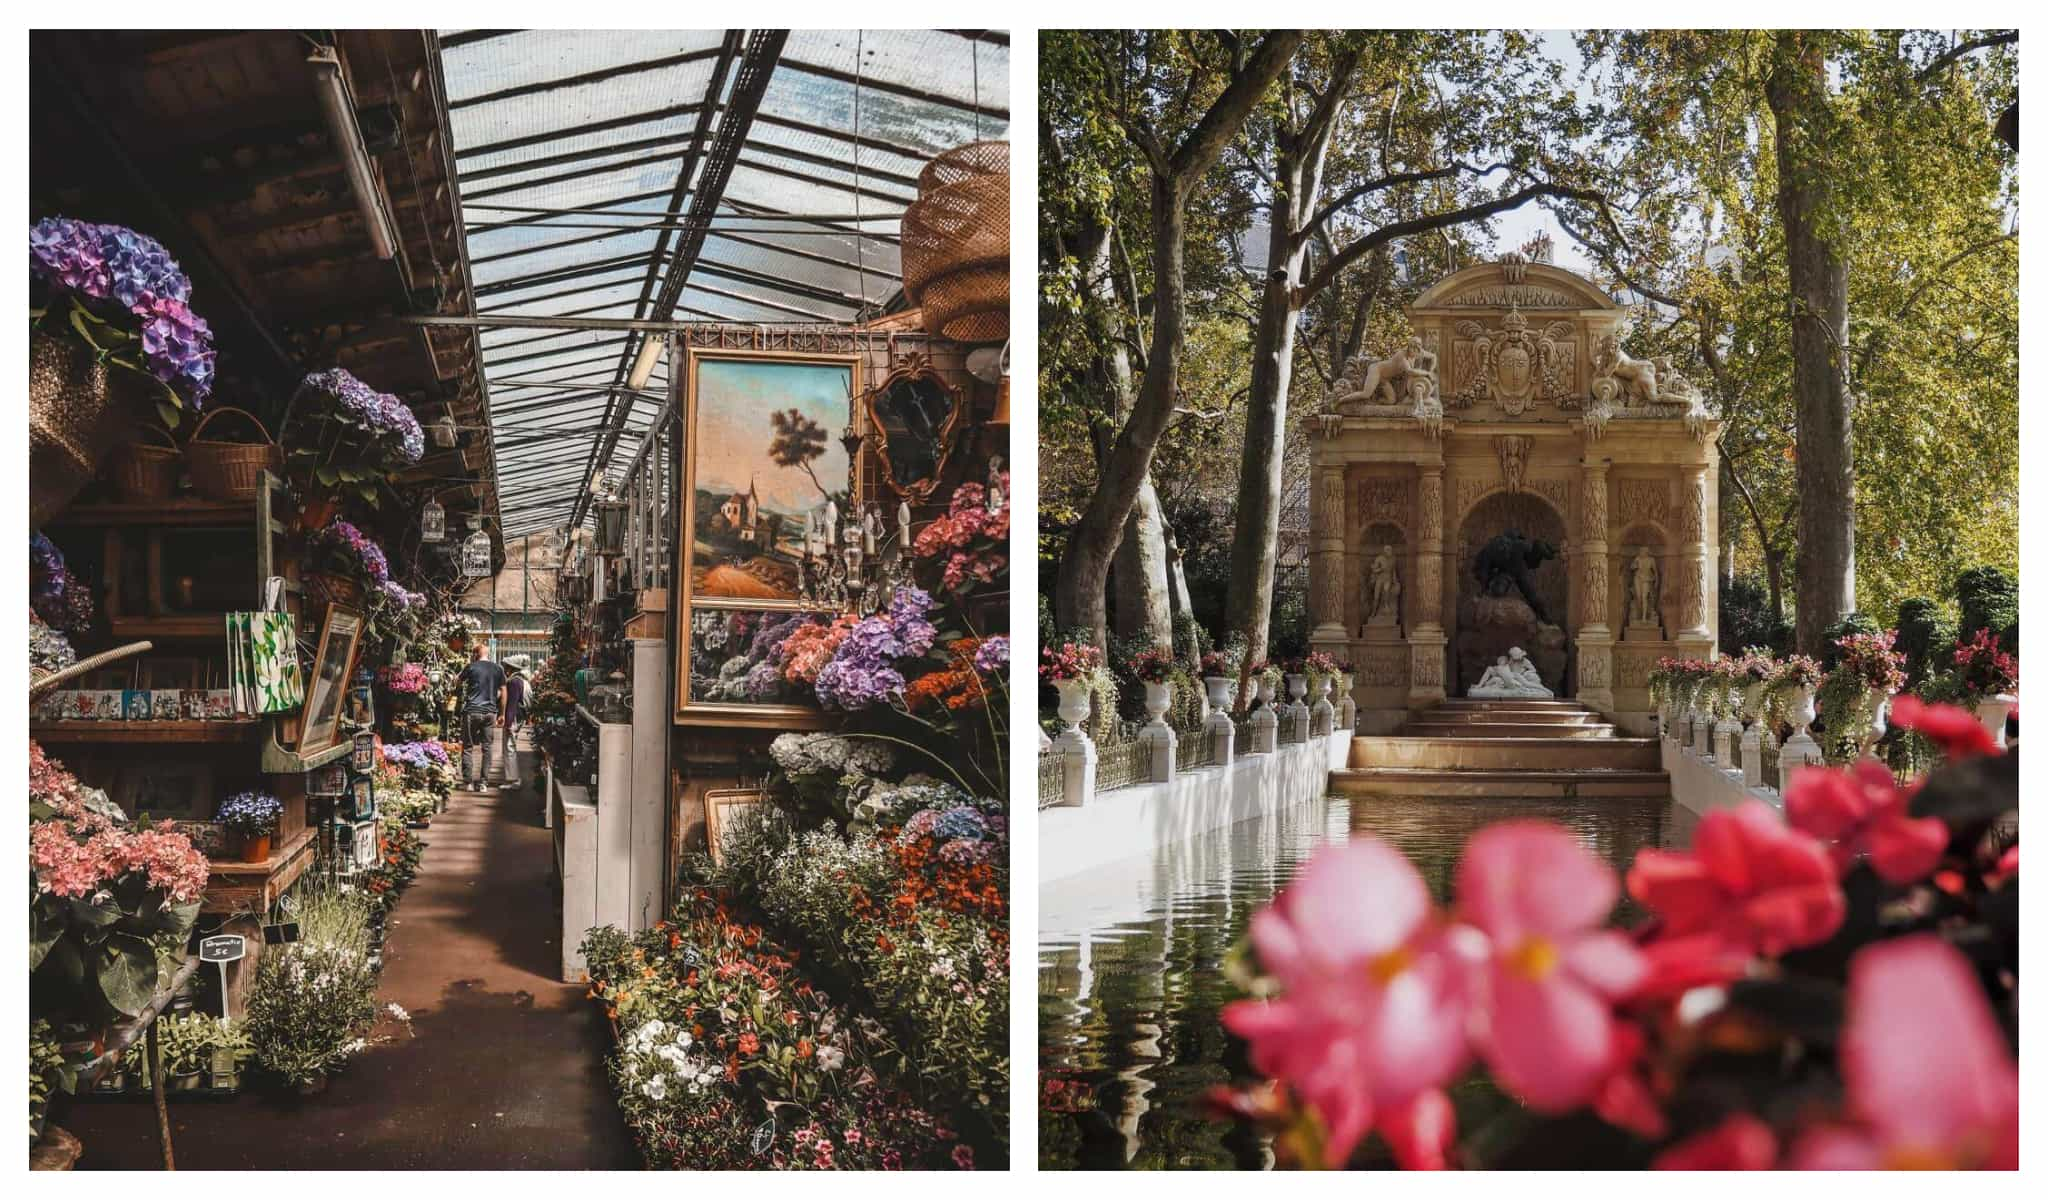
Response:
[457,644,506,789]
[502,664,528,787]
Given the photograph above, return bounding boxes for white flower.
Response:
[386,1003,410,1022]
[815,1046,845,1071]
[642,1073,668,1101]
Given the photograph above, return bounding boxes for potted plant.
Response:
[1952,628,2018,748]
[1198,648,1240,713]
[209,1018,253,1091]
[217,790,282,863]
[1835,629,1908,753]
[1129,647,1177,727]
[29,217,215,523]
[1768,654,1825,742]
[280,367,425,525]
[156,1011,212,1092]
[308,518,391,608]
[1041,642,1106,735]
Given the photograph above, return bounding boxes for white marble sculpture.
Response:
[1469,647,1553,698]
[1627,547,1660,629]
[1365,545,1400,627]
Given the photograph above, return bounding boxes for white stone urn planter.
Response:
[1055,678,1093,733]
[1976,693,2016,750]
[1142,680,1174,727]
[1742,681,1768,731]
[1310,676,1335,735]
[1784,685,1817,743]
[1253,676,1275,707]
[1285,673,1308,702]
[1202,676,1236,713]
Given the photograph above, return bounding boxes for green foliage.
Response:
[1818,612,1879,669]
[1955,565,2018,648]
[246,938,377,1087]
[155,1012,248,1077]
[1719,575,1793,656]
[30,1020,66,1140]
[1894,597,1956,687]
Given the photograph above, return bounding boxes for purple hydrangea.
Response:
[29,217,111,299]
[319,519,392,585]
[743,659,783,699]
[302,368,425,465]
[378,579,424,609]
[137,295,215,399]
[31,217,212,404]
[813,586,939,710]
[383,740,451,769]
[972,635,1008,674]
[902,810,941,840]
[936,838,993,866]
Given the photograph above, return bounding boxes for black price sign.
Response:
[198,934,246,964]
[263,922,301,946]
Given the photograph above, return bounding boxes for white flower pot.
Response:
[1285,674,1308,701]
[1254,677,1274,706]
[1143,681,1173,726]
[1976,693,2015,750]
[1863,688,1892,754]
[1055,678,1093,733]
[1203,676,1236,711]
[1311,676,1331,703]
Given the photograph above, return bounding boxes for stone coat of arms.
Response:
[1452,304,1577,416]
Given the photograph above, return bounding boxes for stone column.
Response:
[1675,465,1714,641]
[1310,464,1349,652]
[1406,467,1448,708]
[1575,457,1616,714]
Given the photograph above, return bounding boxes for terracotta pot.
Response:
[239,832,272,864]
[298,493,340,532]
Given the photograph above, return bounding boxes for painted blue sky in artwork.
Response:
[694,358,852,514]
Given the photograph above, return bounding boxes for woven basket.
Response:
[105,424,182,503]
[305,572,363,609]
[185,406,282,502]
[901,141,1008,344]
[30,331,152,524]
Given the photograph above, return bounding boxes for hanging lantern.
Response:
[461,516,494,579]
[421,496,446,543]
[594,495,628,557]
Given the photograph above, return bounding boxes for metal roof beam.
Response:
[776,57,1008,123]
[449,46,725,110]
[454,102,706,162]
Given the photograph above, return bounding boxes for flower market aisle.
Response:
[62,759,636,1170]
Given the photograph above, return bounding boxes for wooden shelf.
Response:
[52,496,261,528]
[29,719,264,745]
[202,825,317,914]
[108,615,230,641]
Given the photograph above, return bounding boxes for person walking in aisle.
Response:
[457,643,506,790]
[502,662,527,786]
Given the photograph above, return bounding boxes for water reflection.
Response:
[1039,792,1673,1170]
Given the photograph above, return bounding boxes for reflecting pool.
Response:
[1038,792,1677,1170]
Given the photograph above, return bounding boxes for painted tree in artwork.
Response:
[768,408,830,501]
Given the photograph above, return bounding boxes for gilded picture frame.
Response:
[299,605,363,758]
[863,351,966,503]
[674,347,859,728]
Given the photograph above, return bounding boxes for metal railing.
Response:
[1174,720,1214,773]
[1095,720,1150,793]
[1038,749,1066,810]
[1278,708,1306,745]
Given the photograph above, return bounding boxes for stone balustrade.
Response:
[1661,701,1826,819]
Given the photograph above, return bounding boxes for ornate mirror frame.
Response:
[862,351,965,503]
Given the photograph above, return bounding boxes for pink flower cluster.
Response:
[912,477,1008,593]
[1224,700,2012,1170]
[29,743,209,906]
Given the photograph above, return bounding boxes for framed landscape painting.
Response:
[674,347,857,728]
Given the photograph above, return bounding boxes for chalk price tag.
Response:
[199,934,247,963]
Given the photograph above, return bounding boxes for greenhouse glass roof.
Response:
[435,29,1009,538]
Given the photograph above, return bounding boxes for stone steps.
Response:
[1348,735,1661,771]
[1329,766,1671,799]
[1400,720,1618,739]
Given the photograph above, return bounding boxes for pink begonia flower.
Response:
[1626,801,1844,985]
[1783,757,1948,885]
[1654,1113,1780,1170]
[1456,822,1649,1112]
[1791,935,2017,1170]
[1889,694,1999,759]
[1222,837,1479,1168]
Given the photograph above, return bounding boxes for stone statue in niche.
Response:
[1473,528,1560,626]
[1334,337,1438,410]
[1364,545,1401,628]
[1470,647,1553,698]
[1496,434,1531,494]
[1628,546,1661,629]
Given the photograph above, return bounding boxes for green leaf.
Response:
[96,933,160,1017]
[316,466,339,486]
[157,401,181,430]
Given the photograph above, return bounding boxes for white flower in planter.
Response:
[642,1073,667,1101]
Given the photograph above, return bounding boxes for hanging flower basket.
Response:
[29,330,157,523]
[185,406,283,502]
[306,571,363,609]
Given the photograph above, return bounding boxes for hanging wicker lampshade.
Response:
[901,141,1008,344]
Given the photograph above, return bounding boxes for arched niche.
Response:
[1454,490,1570,694]
[1616,523,1670,638]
